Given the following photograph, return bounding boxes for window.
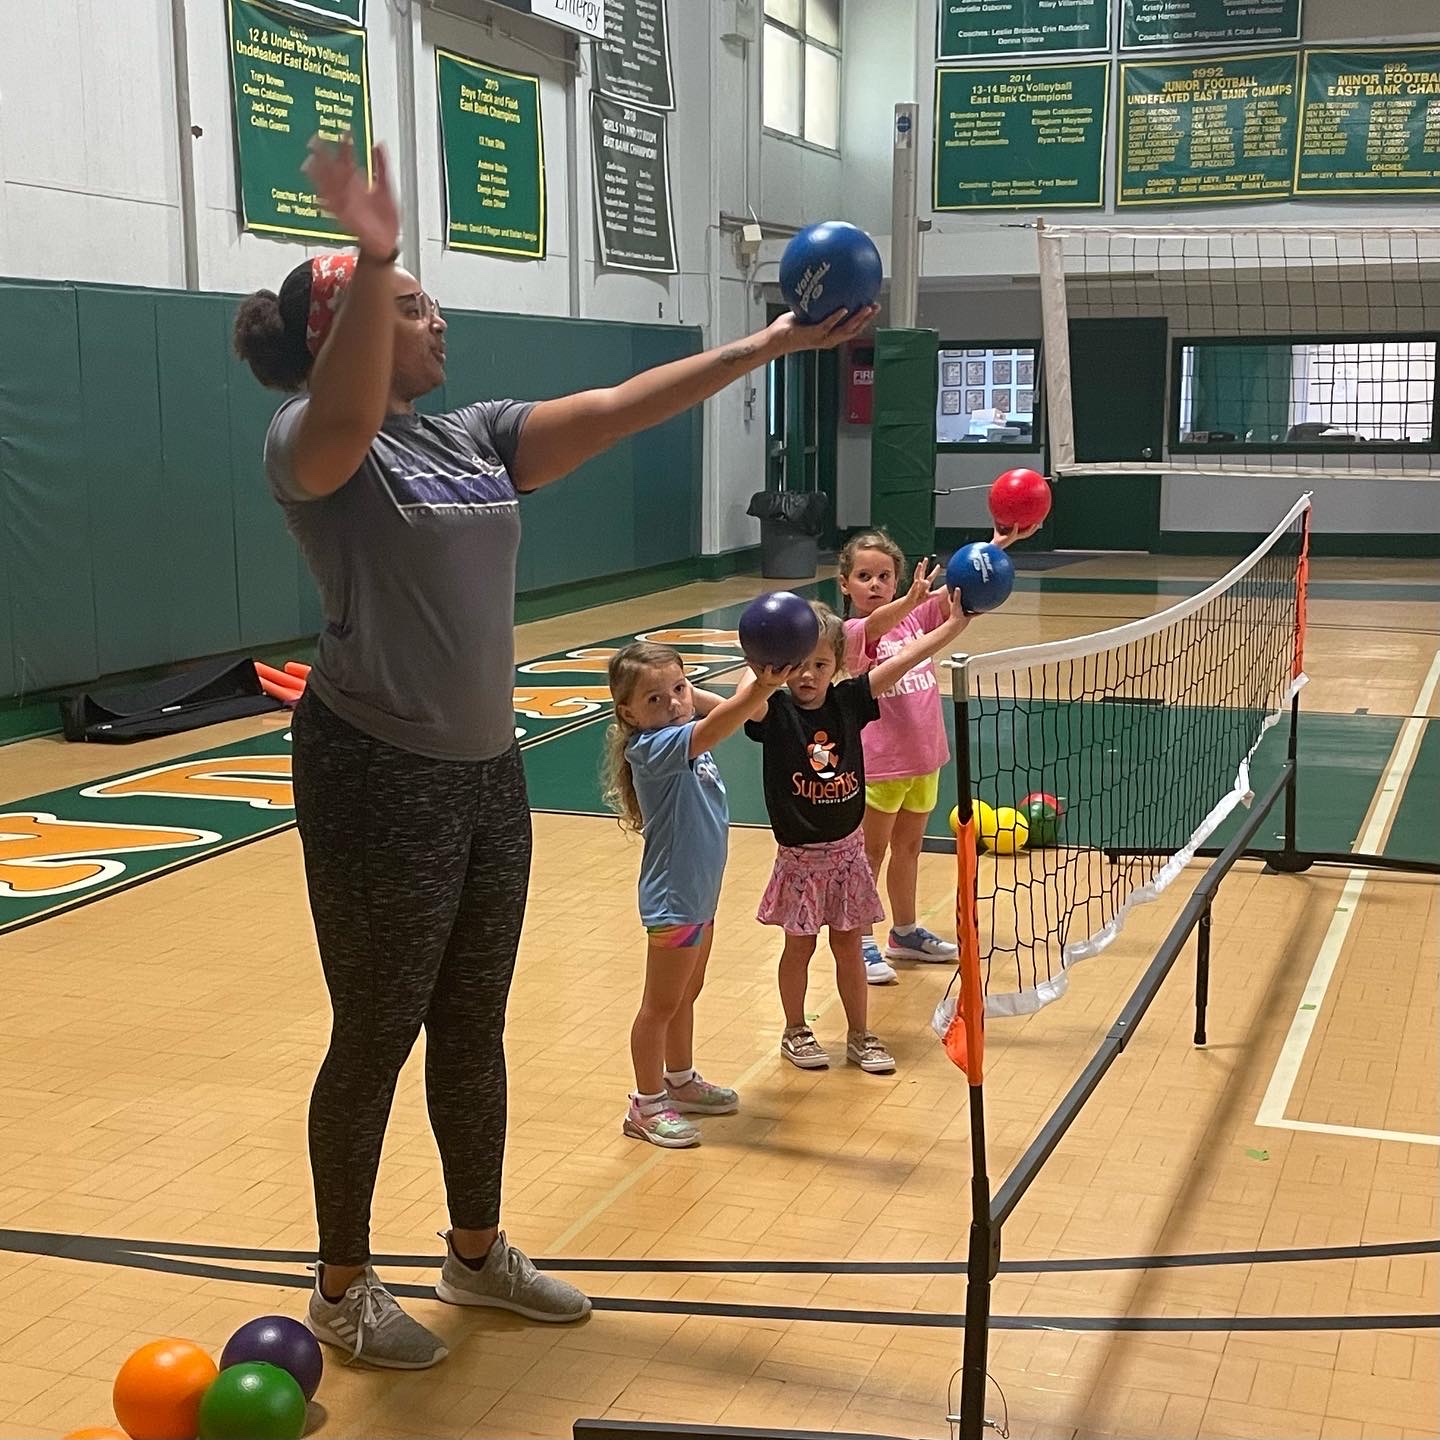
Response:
[763,0,841,151]
[936,344,1040,448]
[1174,336,1438,450]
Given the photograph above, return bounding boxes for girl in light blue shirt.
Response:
[604,641,789,1147]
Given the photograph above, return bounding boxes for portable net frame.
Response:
[1037,222,1440,482]
[936,495,1439,1440]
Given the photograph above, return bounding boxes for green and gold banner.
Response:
[436,49,546,258]
[1119,52,1298,205]
[593,0,674,110]
[933,63,1109,210]
[226,0,372,242]
[937,0,1110,61]
[1121,0,1301,50]
[1295,47,1440,196]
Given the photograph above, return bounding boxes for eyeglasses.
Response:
[395,291,442,322]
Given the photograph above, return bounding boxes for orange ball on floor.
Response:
[112,1339,218,1440]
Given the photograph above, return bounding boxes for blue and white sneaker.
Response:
[886,926,958,963]
[863,936,898,984]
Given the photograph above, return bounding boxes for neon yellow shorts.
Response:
[864,769,941,815]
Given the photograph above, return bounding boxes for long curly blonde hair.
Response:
[602,641,684,833]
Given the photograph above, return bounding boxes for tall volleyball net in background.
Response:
[1036,223,1440,480]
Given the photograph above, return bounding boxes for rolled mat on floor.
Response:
[60,656,285,742]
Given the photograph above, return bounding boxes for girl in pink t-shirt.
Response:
[839,527,1028,983]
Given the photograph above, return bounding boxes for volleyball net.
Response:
[939,495,1314,1440]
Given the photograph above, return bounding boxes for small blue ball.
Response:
[946,542,1014,615]
[779,221,883,324]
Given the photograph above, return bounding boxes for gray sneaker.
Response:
[435,1232,591,1322]
[306,1266,449,1369]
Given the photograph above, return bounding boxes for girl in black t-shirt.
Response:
[743,602,970,1074]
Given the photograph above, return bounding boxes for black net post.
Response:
[1194,899,1212,1046]
[950,656,997,1440]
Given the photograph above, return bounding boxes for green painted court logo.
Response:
[2,618,747,932]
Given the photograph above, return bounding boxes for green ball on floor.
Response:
[1021,791,1063,847]
[198,1362,306,1440]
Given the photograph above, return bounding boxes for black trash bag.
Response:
[746,490,829,536]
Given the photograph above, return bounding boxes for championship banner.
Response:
[227,0,372,242]
[593,0,674,110]
[1119,52,1298,206]
[590,94,678,273]
[436,49,547,258]
[934,63,1109,210]
[1295,47,1440,197]
[937,0,1110,61]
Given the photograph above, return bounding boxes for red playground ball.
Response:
[989,468,1051,529]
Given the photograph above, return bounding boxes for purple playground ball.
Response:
[738,591,820,669]
[220,1315,324,1401]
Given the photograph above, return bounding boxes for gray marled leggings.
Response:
[292,691,531,1266]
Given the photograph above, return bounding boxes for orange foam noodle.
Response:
[255,660,304,688]
[945,815,986,1081]
[283,661,312,680]
[257,674,303,704]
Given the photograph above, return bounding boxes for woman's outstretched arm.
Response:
[508,306,877,493]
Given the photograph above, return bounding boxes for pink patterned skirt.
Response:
[757,830,885,936]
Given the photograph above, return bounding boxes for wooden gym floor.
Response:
[0,554,1436,1440]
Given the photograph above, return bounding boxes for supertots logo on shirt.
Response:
[793,729,860,804]
[696,754,721,787]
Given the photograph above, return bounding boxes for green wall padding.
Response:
[155,294,244,660]
[227,318,308,649]
[870,327,938,562]
[0,277,704,698]
[0,284,98,692]
[78,288,171,675]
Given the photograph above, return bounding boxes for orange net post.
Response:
[1292,506,1311,681]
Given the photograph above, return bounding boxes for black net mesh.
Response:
[956,503,1308,1017]
[1046,225,1440,478]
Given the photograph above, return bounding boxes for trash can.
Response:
[747,490,829,580]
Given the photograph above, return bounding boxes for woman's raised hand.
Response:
[303,134,399,261]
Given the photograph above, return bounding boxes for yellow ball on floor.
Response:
[988,805,1030,854]
[974,800,997,852]
[948,805,960,836]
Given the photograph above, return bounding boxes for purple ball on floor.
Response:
[220,1315,324,1401]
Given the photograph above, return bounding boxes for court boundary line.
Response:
[1,1227,1435,1334]
[1256,645,1440,1147]
[7,1228,1432,1274]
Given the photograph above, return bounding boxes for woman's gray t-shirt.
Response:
[265,396,533,762]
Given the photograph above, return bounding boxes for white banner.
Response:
[529,0,606,38]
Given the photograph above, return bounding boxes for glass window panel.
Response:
[804,44,839,149]
[763,24,801,135]
[807,0,840,48]
[1177,338,1436,446]
[936,346,1040,445]
[764,0,801,27]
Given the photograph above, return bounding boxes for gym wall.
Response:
[0,0,852,700]
[0,277,700,698]
[835,0,1440,549]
